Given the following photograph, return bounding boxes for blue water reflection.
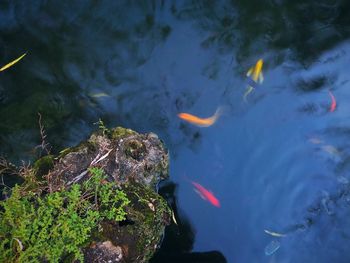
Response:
[1,1,350,262]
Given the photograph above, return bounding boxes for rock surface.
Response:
[6,127,171,263]
[47,127,168,192]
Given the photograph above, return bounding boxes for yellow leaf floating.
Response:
[0,52,27,72]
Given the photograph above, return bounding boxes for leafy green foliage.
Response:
[94,119,109,136]
[0,168,130,263]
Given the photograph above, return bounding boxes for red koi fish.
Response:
[328,90,336,112]
[191,181,220,207]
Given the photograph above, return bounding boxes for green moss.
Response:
[123,182,170,261]
[94,119,109,136]
[57,124,138,162]
[57,147,73,158]
[0,168,130,263]
[109,127,137,140]
[95,180,170,262]
[124,140,146,160]
[33,155,54,180]
[56,141,95,160]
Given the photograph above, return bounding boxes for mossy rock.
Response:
[10,126,171,262]
[33,155,54,179]
[47,126,168,192]
[85,181,171,262]
[109,127,137,140]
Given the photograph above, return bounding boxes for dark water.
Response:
[1,1,350,262]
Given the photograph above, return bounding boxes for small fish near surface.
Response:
[0,52,27,72]
[178,107,223,127]
[308,136,324,145]
[328,90,336,112]
[171,210,178,225]
[321,144,341,156]
[191,181,220,207]
[88,92,110,98]
[244,58,264,102]
[264,229,287,237]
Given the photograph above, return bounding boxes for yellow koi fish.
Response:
[0,53,27,72]
[244,59,264,102]
[247,59,264,83]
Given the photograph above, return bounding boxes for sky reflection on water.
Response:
[1,1,350,262]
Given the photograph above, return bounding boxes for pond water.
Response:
[1,1,350,262]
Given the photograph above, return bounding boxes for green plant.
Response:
[0,168,130,263]
[94,119,109,136]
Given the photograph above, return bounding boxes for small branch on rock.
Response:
[18,161,33,180]
[0,175,11,198]
[0,157,17,175]
[67,170,88,186]
[67,149,113,186]
[91,149,112,166]
[90,153,102,167]
[35,113,51,156]
[46,171,54,193]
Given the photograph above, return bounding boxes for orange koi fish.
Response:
[0,53,27,72]
[178,107,222,127]
[191,181,220,207]
[328,90,336,112]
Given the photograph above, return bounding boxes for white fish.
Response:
[321,145,340,156]
[308,137,323,145]
[88,92,110,98]
[264,240,280,256]
[171,210,178,225]
[264,229,287,237]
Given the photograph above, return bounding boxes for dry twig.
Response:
[35,113,51,156]
[67,148,112,186]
